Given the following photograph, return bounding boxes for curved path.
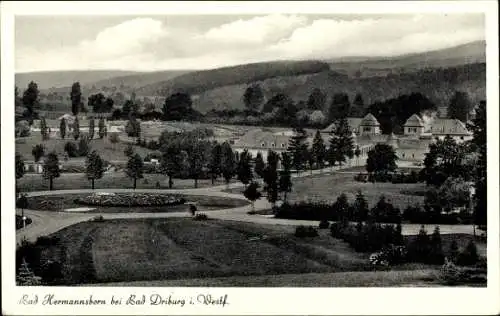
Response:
[16,162,482,246]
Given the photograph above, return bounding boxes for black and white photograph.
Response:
[2,1,499,315]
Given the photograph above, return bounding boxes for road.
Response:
[16,161,482,246]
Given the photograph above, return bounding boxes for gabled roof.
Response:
[404,114,424,127]
[234,128,291,149]
[321,117,364,133]
[360,113,380,126]
[430,119,471,135]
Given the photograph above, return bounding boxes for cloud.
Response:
[15,14,485,72]
[202,14,307,44]
[267,14,485,59]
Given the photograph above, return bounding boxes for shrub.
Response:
[318,219,330,229]
[448,240,460,263]
[16,121,31,137]
[407,225,432,263]
[16,215,32,230]
[193,213,208,221]
[64,142,78,157]
[109,133,119,144]
[295,225,319,238]
[457,240,479,266]
[439,259,464,285]
[92,215,105,222]
[78,136,90,156]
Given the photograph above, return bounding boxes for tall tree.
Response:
[209,143,223,184]
[125,117,141,138]
[311,130,326,170]
[307,88,326,111]
[40,117,49,141]
[59,118,66,139]
[254,152,266,178]
[31,144,45,163]
[263,150,280,206]
[237,149,253,188]
[88,93,106,113]
[160,143,181,189]
[243,84,264,112]
[279,152,293,202]
[328,93,351,122]
[22,81,39,122]
[366,144,398,175]
[328,117,354,167]
[288,127,309,173]
[448,91,471,122]
[88,118,95,140]
[124,144,134,158]
[42,151,60,191]
[187,139,211,188]
[351,93,365,117]
[78,136,91,157]
[98,118,106,139]
[125,153,144,189]
[422,136,469,186]
[70,82,82,116]
[86,150,105,190]
[73,116,80,140]
[163,93,194,121]
[469,100,486,228]
[16,152,25,183]
[353,190,369,223]
[354,145,361,165]
[243,181,262,211]
[332,193,350,223]
[221,142,236,187]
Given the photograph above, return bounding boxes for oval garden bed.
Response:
[73,193,186,207]
[26,193,249,213]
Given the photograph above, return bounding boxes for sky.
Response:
[15,14,485,73]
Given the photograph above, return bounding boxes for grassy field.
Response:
[25,218,485,286]
[15,135,153,162]
[229,172,425,210]
[26,194,248,213]
[30,218,375,285]
[17,172,236,192]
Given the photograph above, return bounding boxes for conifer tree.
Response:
[254,152,266,178]
[42,151,60,191]
[59,118,66,139]
[311,130,326,170]
[288,126,309,173]
[328,117,354,167]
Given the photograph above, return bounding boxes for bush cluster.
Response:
[318,219,330,229]
[295,225,319,238]
[331,221,404,253]
[402,205,473,224]
[193,213,209,221]
[275,198,401,224]
[16,237,64,285]
[16,215,32,230]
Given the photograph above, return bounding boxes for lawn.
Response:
[26,194,249,213]
[20,218,485,286]
[17,172,235,192]
[15,134,153,162]
[228,172,426,210]
[22,218,374,285]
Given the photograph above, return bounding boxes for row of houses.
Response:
[232,113,473,163]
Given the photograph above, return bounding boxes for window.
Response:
[281,143,285,148]
[271,143,276,147]
[460,136,464,140]
[363,127,371,132]
[261,143,265,147]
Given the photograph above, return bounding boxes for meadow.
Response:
[22,218,484,286]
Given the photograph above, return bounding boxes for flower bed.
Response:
[74,193,186,207]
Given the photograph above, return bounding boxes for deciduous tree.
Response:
[125,153,144,189]
[237,149,253,187]
[244,181,262,211]
[86,150,105,190]
[42,151,60,191]
[254,152,266,178]
[279,152,293,202]
[366,144,398,175]
[31,144,45,162]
